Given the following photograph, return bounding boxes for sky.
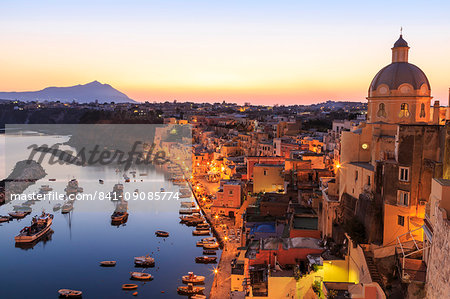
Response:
[0,0,449,105]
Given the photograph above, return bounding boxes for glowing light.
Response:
[214,269,218,274]
[335,163,341,169]
[221,166,225,172]
[214,215,219,219]
[224,236,228,241]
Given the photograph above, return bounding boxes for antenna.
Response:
[400,26,403,36]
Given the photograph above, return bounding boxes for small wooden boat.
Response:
[160,188,165,192]
[195,256,217,263]
[196,223,209,230]
[177,283,205,295]
[0,215,12,223]
[8,211,29,219]
[58,289,82,298]
[122,284,138,290]
[99,179,104,184]
[191,295,207,299]
[40,185,53,192]
[196,237,216,247]
[130,271,153,280]
[100,261,116,267]
[203,242,219,249]
[182,272,205,284]
[155,230,169,237]
[180,201,195,208]
[111,211,128,222]
[203,250,217,255]
[61,201,74,214]
[134,255,155,267]
[192,230,210,236]
[49,178,56,181]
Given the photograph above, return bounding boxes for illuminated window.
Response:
[399,167,410,182]
[398,191,409,206]
[398,215,405,226]
[399,103,410,117]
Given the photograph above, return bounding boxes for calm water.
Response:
[0,133,219,298]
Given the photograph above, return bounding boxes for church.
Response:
[329,34,450,250]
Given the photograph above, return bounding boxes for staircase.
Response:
[363,251,383,286]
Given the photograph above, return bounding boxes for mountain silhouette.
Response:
[0,81,135,103]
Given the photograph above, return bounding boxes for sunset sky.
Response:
[1,0,449,105]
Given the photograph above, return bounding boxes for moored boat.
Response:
[15,212,54,243]
[203,242,219,249]
[130,271,153,280]
[99,179,104,184]
[177,283,205,295]
[58,289,82,298]
[196,223,210,230]
[191,295,207,299]
[111,211,128,222]
[192,230,210,236]
[0,215,12,222]
[65,179,83,194]
[134,255,155,267]
[122,284,138,290]
[195,256,217,263]
[182,272,205,284]
[155,230,169,237]
[203,250,217,255]
[61,201,74,214]
[53,203,62,211]
[100,261,116,267]
[8,211,30,219]
[40,185,53,192]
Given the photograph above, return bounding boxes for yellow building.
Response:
[253,163,285,193]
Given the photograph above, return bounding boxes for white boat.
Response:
[61,201,74,213]
[192,230,210,236]
[203,242,219,249]
[15,212,53,243]
[134,255,155,267]
[180,201,195,208]
[182,272,205,284]
[130,271,153,280]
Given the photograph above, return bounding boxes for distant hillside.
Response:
[0,81,135,103]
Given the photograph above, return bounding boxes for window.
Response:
[355,170,359,182]
[398,190,410,206]
[419,103,426,118]
[398,215,405,226]
[377,103,386,118]
[263,170,267,176]
[399,167,410,182]
[229,190,233,195]
[367,175,371,186]
[399,103,410,117]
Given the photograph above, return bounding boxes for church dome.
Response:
[369,35,430,93]
[369,62,430,92]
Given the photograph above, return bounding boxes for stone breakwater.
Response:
[1,160,46,205]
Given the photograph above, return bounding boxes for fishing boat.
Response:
[53,203,62,212]
[8,211,30,219]
[179,215,203,222]
[134,255,155,267]
[130,272,153,280]
[177,283,205,295]
[182,272,205,284]
[15,212,54,243]
[203,250,217,255]
[196,237,216,247]
[134,189,139,193]
[155,230,169,237]
[65,179,83,194]
[122,284,138,290]
[61,201,74,214]
[203,242,219,249]
[195,256,217,263]
[112,184,124,199]
[192,230,210,236]
[179,208,195,215]
[99,179,104,184]
[100,261,116,267]
[49,178,56,181]
[0,215,12,223]
[58,289,82,298]
[191,295,207,299]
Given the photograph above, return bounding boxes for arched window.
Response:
[399,103,410,117]
[420,103,426,118]
[377,103,386,117]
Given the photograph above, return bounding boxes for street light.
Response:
[214,268,218,287]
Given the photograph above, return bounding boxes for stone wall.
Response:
[425,206,450,299]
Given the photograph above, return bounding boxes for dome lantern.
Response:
[392,34,409,63]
